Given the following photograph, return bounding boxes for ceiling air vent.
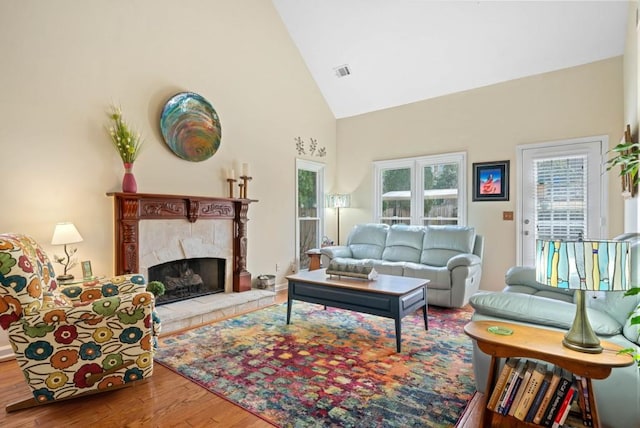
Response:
[334,65,351,78]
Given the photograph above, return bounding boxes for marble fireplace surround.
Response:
[138,219,234,294]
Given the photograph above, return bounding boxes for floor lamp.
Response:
[327,194,350,245]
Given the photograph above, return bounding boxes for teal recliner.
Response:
[468,235,640,428]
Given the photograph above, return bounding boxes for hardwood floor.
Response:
[0,289,484,427]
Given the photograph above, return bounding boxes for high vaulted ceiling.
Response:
[272,0,630,119]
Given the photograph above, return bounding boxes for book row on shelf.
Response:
[487,357,594,427]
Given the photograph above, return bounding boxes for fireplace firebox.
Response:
[149,257,225,305]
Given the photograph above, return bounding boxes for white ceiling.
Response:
[272,0,630,119]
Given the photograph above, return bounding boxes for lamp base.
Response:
[562,337,603,354]
[562,289,603,354]
[57,274,74,282]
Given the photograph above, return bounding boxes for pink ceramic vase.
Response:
[122,162,138,193]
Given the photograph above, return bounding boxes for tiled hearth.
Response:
[156,288,276,334]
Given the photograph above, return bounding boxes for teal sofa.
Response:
[468,235,640,428]
[319,223,484,308]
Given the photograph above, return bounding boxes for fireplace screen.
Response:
[148,257,225,305]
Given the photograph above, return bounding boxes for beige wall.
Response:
[623,0,639,232]
[336,58,624,292]
[0,0,338,354]
[0,4,334,284]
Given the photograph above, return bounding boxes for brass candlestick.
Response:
[226,178,237,198]
[240,175,253,199]
[238,182,244,199]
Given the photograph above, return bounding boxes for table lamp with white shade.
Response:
[535,239,632,354]
[51,222,83,281]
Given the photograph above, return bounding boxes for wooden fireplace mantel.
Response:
[106,192,258,292]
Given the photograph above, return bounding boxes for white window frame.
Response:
[295,158,325,268]
[373,152,467,226]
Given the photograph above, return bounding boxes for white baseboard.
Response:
[0,345,15,362]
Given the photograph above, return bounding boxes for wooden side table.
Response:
[306,249,322,271]
[464,320,634,428]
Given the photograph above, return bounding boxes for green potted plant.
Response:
[106,105,144,193]
[146,280,166,297]
[606,127,639,366]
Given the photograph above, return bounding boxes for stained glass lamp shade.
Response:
[535,239,631,353]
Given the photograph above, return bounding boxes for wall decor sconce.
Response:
[295,137,326,157]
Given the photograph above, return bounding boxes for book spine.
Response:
[508,362,534,417]
[501,371,525,415]
[525,375,551,422]
[514,364,546,420]
[551,385,576,428]
[533,367,562,425]
[487,358,517,411]
[497,366,520,414]
[578,375,594,426]
[541,374,572,427]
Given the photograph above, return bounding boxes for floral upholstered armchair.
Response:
[0,233,160,411]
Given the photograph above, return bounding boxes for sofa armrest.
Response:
[505,265,537,285]
[469,291,622,336]
[26,291,156,325]
[320,246,353,259]
[57,274,148,303]
[446,253,481,270]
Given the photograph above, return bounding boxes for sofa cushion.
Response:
[469,291,622,336]
[504,265,575,302]
[585,290,640,328]
[503,285,574,303]
[347,223,389,260]
[421,226,475,266]
[403,262,451,289]
[381,225,423,263]
[370,260,406,276]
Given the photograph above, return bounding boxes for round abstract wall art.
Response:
[160,92,221,162]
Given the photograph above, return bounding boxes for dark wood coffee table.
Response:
[285,269,429,352]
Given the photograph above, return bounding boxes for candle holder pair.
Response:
[227,175,253,198]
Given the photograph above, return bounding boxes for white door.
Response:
[517,137,608,266]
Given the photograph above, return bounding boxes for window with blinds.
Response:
[534,156,587,241]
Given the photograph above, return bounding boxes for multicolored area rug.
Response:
[155,302,475,428]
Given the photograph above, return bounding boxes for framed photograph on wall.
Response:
[81,260,93,279]
[472,160,510,201]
